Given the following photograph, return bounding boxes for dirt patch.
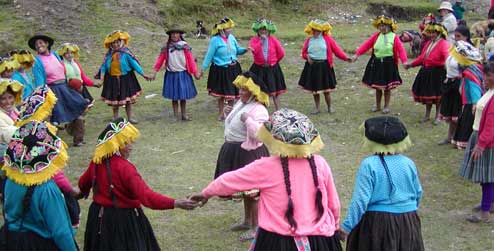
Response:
[367,2,435,21]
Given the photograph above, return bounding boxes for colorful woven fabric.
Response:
[252,18,277,34]
[16,86,57,127]
[450,40,482,66]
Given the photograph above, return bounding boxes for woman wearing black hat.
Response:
[152,25,200,121]
[339,116,424,251]
[29,34,88,129]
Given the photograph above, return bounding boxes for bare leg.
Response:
[272,95,281,111]
[180,100,189,120]
[323,92,332,113]
[423,104,432,122]
[112,106,119,120]
[375,89,383,111]
[312,94,321,114]
[126,101,137,124]
[383,90,391,112]
[218,97,225,120]
[172,101,179,118]
[433,103,441,125]
[448,121,458,141]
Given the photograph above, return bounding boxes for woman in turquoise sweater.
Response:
[10,49,36,100]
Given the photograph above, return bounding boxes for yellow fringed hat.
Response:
[304,19,332,35]
[449,40,482,67]
[424,22,448,39]
[211,17,235,36]
[57,43,80,59]
[0,78,24,106]
[2,120,68,186]
[103,30,131,49]
[9,49,35,69]
[257,108,324,158]
[361,116,412,155]
[92,117,140,164]
[0,57,20,74]
[372,15,398,32]
[16,86,57,127]
[233,72,270,106]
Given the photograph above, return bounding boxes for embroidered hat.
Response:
[0,57,20,74]
[252,18,277,34]
[304,19,332,35]
[103,30,131,49]
[362,116,412,154]
[438,1,454,12]
[16,86,57,128]
[92,117,140,164]
[0,78,24,106]
[450,40,482,66]
[57,43,80,59]
[424,22,448,38]
[166,24,186,35]
[257,108,324,158]
[9,49,35,69]
[2,120,68,186]
[372,15,398,32]
[28,34,54,50]
[211,17,235,36]
[233,71,270,106]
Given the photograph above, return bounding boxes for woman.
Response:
[212,71,270,241]
[451,41,484,149]
[0,78,23,163]
[249,18,286,110]
[0,56,18,78]
[95,30,152,124]
[438,26,472,145]
[79,117,197,251]
[460,62,494,223]
[339,116,423,251]
[152,25,199,121]
[405,22,449,124]
[352,15,408,114]
[29,34,88,128]
[298,19,350,114]
[0,120,77,251]
[438,1,457,43]
[190,108,342,251]
[10,49,36,99]
[201,18,248,121]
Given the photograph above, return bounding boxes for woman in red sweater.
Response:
[78,117,197,251]
[298,19,351,114]
[405,22,449,124]
[352,15,408,114]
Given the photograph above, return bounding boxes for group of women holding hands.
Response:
[0,9,493,251]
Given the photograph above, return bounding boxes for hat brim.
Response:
[28,35,54,50]
[438,7,453,12]
[257,126,324,158]
[166,29,185,35]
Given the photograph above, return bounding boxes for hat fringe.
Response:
[14,54,35,69]
[424,24,448,39]
[304,20,332,35]
[16,89,57,127]
[233,75,270,106]
[92,123,140,164]
[371,16,398,32]
[362,135,412,155]
[2,142,68,186]
[57,43,80,59]
[0,79,24,105]
[257,126,324,158]
[252,20,277,34]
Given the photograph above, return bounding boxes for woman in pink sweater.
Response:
[191,108,342,251]
[249,19,286,110]
[405,22,450,124]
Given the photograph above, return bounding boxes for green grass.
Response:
[2,0,494,250]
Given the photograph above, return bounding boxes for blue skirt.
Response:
[49,82,88,124]
[162,71,197,101]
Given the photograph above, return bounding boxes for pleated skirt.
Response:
[250,228,342,251]
[101,72,143,106]
[411,66,445,104]
[460,131,494,183]
[207,63,242,99]
[162,70,197,100]
[249,63,287,96]
[453,104,475,148]
[298,61,337,94]
[362,55,402,90]
[49,81,88,124]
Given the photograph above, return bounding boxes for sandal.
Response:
[128,118,139,124]
[419,117,430,123]
[438,139,451,145]
[466,214,492,223]
[310,109,321,115]
[382,107,390,114]
[327,106,335,114]
[239,229,256,242]
[230,222,250,232]
[433,118,441,125]
[182,116,192,121]
[472,204,494,213]
[371,106,381,112]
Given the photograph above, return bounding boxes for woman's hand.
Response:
[223,104,233,116]
[240,112,251,122]
[350,55,358,63]
[70,186,82,199]
[143,74,154,81]
[471,145,483,161]
[194,72,201,80]
[403,63,411,70]
[307,57,314,65]
[94,81,103,88]
[174,199,199,210]
[337,229,349,241]
[188,193,209,207]
[200,70,205,78]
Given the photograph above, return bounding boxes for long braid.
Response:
[308,155,324,222]
[281,157,297,231]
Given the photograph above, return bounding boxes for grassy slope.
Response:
[1,0,494,250]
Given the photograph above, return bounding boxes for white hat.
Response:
[438,1,453,12]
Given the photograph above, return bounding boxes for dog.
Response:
[399,30,422,57]
[196,20,208,39]
[484,37,494,61]
[470,19,494,41]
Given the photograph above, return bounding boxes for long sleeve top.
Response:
[355,32,408,65]
[32,52,64,88]
[63,60,94,86]
[11,70,35,100]
[224,101,268,150]
[250,35,285,66]
[441,13,457,42]
[79,155,176,209]
[153,42,198,75]
[4,179,76,251]
[341,154,422,233]
[203,155,341,237]
[97,48,144,77]
[477,94,494,150]
[410,38,449,68]
[201,34,247,70]
[460,64,484,105]
[301,34,348,68]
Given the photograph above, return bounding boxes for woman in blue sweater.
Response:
[200,18,249,121]
[339,116,423,251]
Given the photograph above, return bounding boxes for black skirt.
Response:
[214,142,269,179]
[207,63,242,99]
[453,104,475,148]
[412,66,446,104]
[298,61,337,93]
[362,55,402,90]
[101,72,143,106]
[249,63,287,96]
[83,202,160,251]
[0,228,59,251]
[439,78,462,121]
[81,85,94,103]
[347,211,424,251]
[63,191,81,227]
[252,228,342,251]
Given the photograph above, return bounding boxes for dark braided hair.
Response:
[308,155,324,222]
[280,157,297,231]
